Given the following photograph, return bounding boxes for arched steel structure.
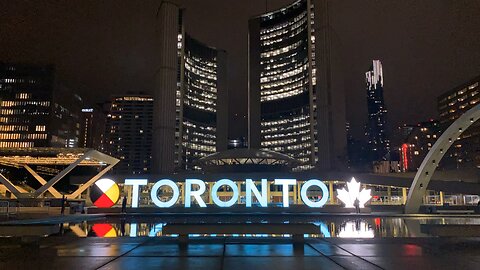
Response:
[405,104,480,213]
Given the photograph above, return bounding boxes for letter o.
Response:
[211,179,239,207]
[151,179,179,208]
[300,179,329,207]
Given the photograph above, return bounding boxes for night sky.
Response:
[1,0,479,139]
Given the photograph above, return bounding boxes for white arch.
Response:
[405,103,480,213]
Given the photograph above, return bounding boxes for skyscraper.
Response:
[103,94,153,175]
[0,63,82,148]
[153,2,228,173]
[79,106,104,150]
[365,60,389,161]
[248,0,347,171]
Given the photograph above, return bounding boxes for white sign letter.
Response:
[151,179,180,208]
[124,179,148,208]
[211,179,239,207]
[274,179,296,207]
[245,179,267,207]
[185,179,207,207]
[300,179,329,207]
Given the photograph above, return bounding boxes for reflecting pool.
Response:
[57,215,480,238]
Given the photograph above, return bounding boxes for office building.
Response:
[248,0,347,171]
[437,75,480,169]
[80,106,104,150]
[365,60,390,161]
[103,95,153,175]
[398,120,442,172]
[0,63,82,148]
[153,2,228,173]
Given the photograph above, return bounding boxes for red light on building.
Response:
[401,143,409,171]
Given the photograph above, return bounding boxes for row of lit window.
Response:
[261,60,306,77]
[184,100,216,113]
[190,131,216,139]
[262,135,311,147]
[286,142,312,151]
[261,84,306,102]
[261,75,305,91]
[0,109,49,115]
[185,85,217,100]
[183,142,215,153]
[260,63,307,83]
[188,80,217,93]
[261,114,309,127]
[0,125,27,131]
[293,164,315,172]
[262,120,310,134]
[186,54,217,68]
[0,133,47,140]
[0,141,34,147]
[185,61,217,81]
[262,22,307,47]
[184,56,217,76]
[261,39,304,59]
[260,13,307,42]
[183,120,215,132]
[114,97,154,102]
[261,49,301,64]
[262,138,296,146]
[263,128,310,139]
[183,135,215,146]
[260,9,307,35]
[1,101,49,107]
[0,79,35,84]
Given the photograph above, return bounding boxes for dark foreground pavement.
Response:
[1,237,480,270]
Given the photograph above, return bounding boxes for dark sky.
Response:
[1,0,479,139]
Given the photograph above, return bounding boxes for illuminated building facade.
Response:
[248,0,347,171]
[365,60,390,161]
[398,120,441,172]
[80,107,104,150]
[104,95,153,174]
[0,63,82,148]
[154,2,228,173]
[437,75,480,169]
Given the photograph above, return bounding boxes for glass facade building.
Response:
[437,75,480,169]
[0,63,82,149]
[104,95,154,175]
[154,2,228,173]
[365,60,390,161]
[249,0,347,171]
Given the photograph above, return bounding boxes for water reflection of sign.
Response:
[92,224,117,237]
[337,178,372,208]
[124,178,330,208]
[338,220,374,238]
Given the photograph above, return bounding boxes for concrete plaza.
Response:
[1,236,480,269]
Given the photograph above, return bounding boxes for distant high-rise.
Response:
[80,107,104,150]
[104,95,153,175]
[0,63,82,148]
[398,120,441,172]
[365,60,389,160]
[248,0,347,171]
[153,2,228,173]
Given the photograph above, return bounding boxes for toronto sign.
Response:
[106,177,372,209]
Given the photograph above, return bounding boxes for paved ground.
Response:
[0,237,479,269]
